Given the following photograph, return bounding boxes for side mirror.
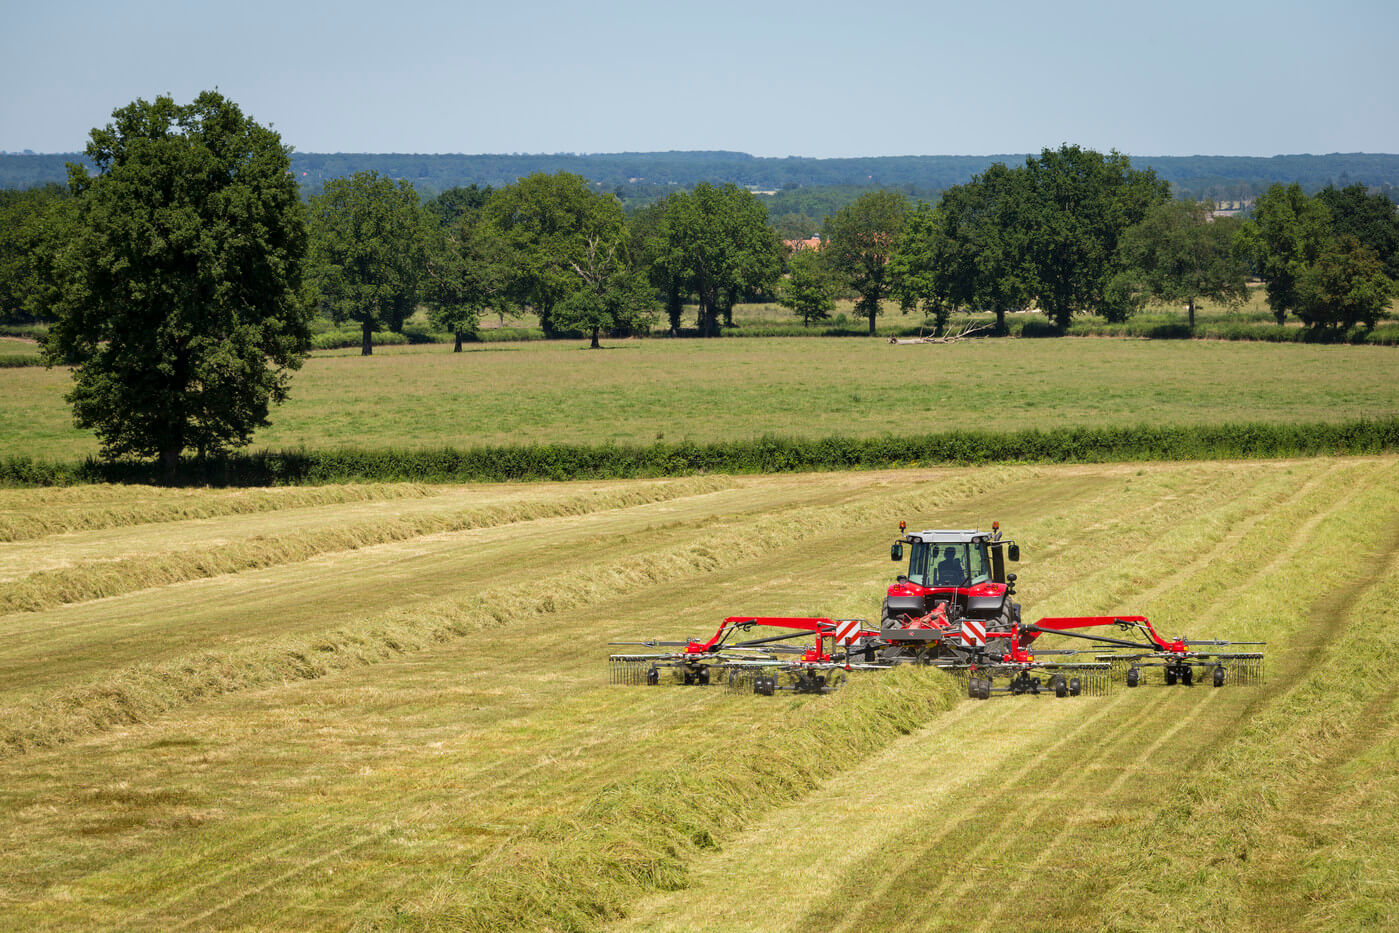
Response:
[890,543,903,561]
[1008,544,1020,562]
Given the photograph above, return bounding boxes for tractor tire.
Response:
[1181,665,1194,687]
[968,677,981,700]
[1069,677,1082,697]
[1164,668,1177,686]
[1213,666,1227,688]
[646,666,660,686]
[979,679,993,700]
[1126,667,1141,688]
[1053,675,1068,698]
[697,667,710,686]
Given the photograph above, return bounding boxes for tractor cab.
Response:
[890,524,1019,586]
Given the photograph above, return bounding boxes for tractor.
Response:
[880,522,1021,662]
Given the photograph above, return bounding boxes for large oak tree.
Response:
[46,91,311,478]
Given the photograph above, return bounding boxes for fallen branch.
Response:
[889,322,994,345]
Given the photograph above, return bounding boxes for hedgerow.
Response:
[1,418,1395,487]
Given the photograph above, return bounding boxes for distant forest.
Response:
[5,149,1398,212]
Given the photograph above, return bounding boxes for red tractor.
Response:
[880,521,1021,662]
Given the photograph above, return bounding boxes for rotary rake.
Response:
[607,521,1266,699]
[1020,617,1266,689]
[608,616,881,690]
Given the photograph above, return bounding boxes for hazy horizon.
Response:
[4,1,1397,158]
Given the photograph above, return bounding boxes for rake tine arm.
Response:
[1027,616,1175,651]
[1023,624,1160,652]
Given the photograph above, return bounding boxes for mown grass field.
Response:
[4,336,1396,462]
[1,458,1396,930]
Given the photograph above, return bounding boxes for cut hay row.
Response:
[443,667,961,933]
[0,468,1028,756]
[1094,490,1399,930]
[0,482,438,542]
[0,476,737,613]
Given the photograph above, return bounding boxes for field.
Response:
[4,337,1397,462]
[2,458,1397,930]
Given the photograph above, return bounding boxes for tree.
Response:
[424,184,492,229]
[1111,200,1250,327]
[1295,235,1394,331]
[552,199,655,347]
[772,211,820,241]
[631,196,690,335]
[887,203,954,335]
[779,248,837,326]
[0,184,75,324]
[307,171,427,355]
[44,91,311,478]
[554,267,656,348]
[423,213,512,351]
[648,184,781,336]
[1316,183,1399,280]
[487,172,620,336]
[822,190,909,334]
[1237,182,1332,324]
[1018,145,1169,329]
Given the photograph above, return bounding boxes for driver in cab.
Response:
[935,546,965,586]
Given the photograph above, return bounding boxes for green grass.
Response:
[0,459,1397,929]
[4,336,1396,464]
[0,336,43,368]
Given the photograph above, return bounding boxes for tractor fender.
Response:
[966,593,1007,617]
[883,595,926,625]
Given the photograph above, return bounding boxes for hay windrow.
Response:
[0,468,1025,757]
[0,476,737,612]
[1093,480,1399,930]
[430,666,961,933]
[0,482,438,542]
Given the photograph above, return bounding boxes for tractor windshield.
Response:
[907,541,991,588]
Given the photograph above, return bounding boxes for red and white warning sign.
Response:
[834,619,864,645]
[959,618,987,647]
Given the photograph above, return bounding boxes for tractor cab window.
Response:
[908,540,992,588]
[965,541,990,585]
[908,542,930,584]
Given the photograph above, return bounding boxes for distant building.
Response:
[784,235,823,252]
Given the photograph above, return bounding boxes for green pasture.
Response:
[0,459,1395,930]
[4,336,1396,462]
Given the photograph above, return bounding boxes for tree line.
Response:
[8,150,1399,204]
[2,90,1395,476]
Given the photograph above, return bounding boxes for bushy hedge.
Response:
[3,418,1396,487]
[1013,314,1399,345]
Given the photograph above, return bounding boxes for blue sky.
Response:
[3,0,1395,157]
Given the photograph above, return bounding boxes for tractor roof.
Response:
[909,529,987,543]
